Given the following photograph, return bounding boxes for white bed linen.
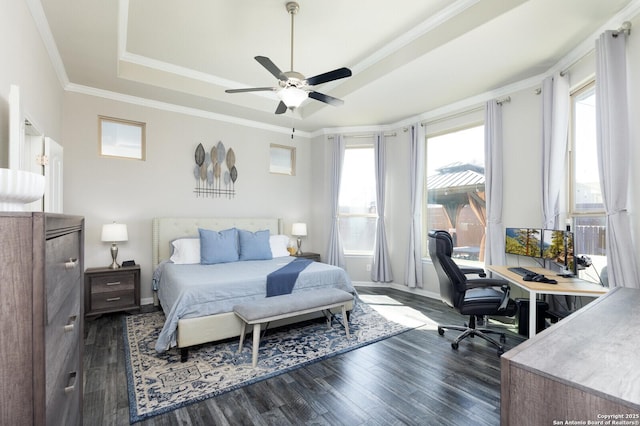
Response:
[154,256,354,352]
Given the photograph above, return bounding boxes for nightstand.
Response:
[293,252,321,262]
[84,265,141,317]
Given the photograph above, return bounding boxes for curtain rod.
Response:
[420,96,511,127]
[327,131,399,140]
[557,21,631,78]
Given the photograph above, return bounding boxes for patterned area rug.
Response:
[124,300,418,423]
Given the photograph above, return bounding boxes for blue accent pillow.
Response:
[198,227,239,264]
[238,229,273,261]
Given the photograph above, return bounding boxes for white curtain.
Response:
[595,31,640,288]
[325,135,346,268]
[484,100,506,265]
[541,73,570,229]
[371,133,393,282]
[541,73,572,314]
[405,124,424,288]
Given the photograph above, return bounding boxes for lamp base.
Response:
[296,237,303,256]
[109,243,121,269]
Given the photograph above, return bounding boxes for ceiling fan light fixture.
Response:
[277,86,308,108]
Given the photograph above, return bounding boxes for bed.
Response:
[151,217,355,359]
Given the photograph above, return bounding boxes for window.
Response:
[99,116,146,160]
[570,82,606,283]
[338,145,376,254]
[269,144,296,175]
[425,125,485,263]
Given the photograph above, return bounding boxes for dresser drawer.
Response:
[45,230,82,324]
[46,285,81,395]
[46,347,81,426]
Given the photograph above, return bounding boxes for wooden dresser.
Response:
[501,286,640,425]
[0,213,84,426]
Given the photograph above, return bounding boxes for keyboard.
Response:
[507,266,536,277]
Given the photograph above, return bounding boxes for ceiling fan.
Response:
[225,1,352,115]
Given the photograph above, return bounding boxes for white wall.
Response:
[0,1,63,167]
[62,92,316,302]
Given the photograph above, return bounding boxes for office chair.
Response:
[428,230,517,355]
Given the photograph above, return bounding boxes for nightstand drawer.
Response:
[91,289,135,311]
[90,273,135,293]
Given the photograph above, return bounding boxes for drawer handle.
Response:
[106,281,121,286]
[64,371,77,394]
[65,258,79,270]
[106,297,121,302]
[64,315,77,332]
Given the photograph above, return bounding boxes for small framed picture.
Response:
[99,115,146,160]
[269,144,296,175]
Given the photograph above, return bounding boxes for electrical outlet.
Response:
[366,264,371,272]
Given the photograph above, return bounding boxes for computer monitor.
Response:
[542,229,576,277]
[505,228,543,258]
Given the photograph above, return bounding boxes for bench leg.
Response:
[238,321,247,353]
[252,323,261,368]
[341,305,350,339]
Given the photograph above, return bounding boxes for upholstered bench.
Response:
[233,288,353,367]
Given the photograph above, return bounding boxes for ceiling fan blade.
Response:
[275,101,288,114]
[306,67,352,86]
[308,91,344,106]
[255,56,287,81]
[225,87,275,93]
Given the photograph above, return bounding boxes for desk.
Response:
[486,265,607,338]
[501,287,640,425]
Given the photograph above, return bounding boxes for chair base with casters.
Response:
[437,313,510,356]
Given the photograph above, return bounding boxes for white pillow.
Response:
[269,234,291,258]
[169,238,201,264]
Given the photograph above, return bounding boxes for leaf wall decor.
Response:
[192,141,238,198]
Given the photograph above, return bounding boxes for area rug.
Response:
[124,300,417,423]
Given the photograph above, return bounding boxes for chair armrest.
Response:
[465,278,509,289]
[460,266,486,277]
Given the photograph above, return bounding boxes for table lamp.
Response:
[291,222,307,255]
[101,222,128,269]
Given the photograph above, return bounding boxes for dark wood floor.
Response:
[83,287,527,425]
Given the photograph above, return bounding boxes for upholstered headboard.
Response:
[152,217,283,268]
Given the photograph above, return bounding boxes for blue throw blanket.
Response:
[266,258,313,297]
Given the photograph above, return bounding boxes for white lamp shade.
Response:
[277,87,308,108]
[101,223,128,242]
[291,222,307,237]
